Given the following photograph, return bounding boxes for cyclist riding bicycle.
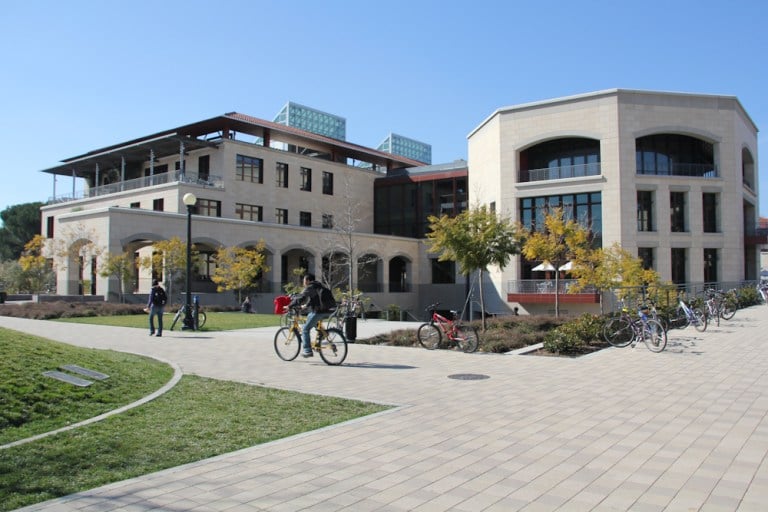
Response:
[287,274,336,357]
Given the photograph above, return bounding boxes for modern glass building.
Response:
[273,102,346,140]
[378,133,432,164]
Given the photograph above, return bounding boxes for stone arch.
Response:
[388,255,411,293]
[357,252,382,293]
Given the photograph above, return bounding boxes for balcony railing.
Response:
[519,163,601,183]
[507,279,597,295]
[49,171,224,203]
[636,163,718,178]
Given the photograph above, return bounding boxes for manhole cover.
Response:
[447,373,490,380]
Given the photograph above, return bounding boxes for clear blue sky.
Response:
[2,0,767,221]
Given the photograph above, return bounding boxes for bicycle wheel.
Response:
[602,316,634,347]
[317,328,348,365]
[274,327,301,361]
[454,325,479,353]
[169,308,183,331]
[196,311,207,329]
[692,308,707,332]
[642,319,667,352]
[720,301,736,320]
[417,323,441,349]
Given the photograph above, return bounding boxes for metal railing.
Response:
[636,163,718,178]
[520,163,601,183]
[49,171,224,203]
[507,279,597,294]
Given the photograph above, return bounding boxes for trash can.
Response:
[344,313,357,342]
[0,291,5,304]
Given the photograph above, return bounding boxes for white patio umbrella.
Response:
[558,261,573,271]
[532,261,556,272]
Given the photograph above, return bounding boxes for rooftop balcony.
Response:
[48,171,224,203]
[636,162,719,178]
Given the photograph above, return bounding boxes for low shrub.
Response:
[542,314,607,355]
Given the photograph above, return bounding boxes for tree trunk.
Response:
[479,268,487,331]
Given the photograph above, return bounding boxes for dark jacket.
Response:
[288,281,324,313]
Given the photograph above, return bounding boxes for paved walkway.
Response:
[3,310,768,511]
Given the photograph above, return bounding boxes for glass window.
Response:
[276,162,288,188]
[670,192,686,232]
[276,208,288,224]
[196,199,221,218]
[236,203,262,222]
[322,171,334,195]
[671,248,687,284]
[301,167,312,191]
[702,193,718,233]
[322,213,333,229]
[637,191,654,232]
[300,211,311,227]
[704,248,718,283]
[236,155,263,183]
[638,247,654,270]
[153,198,164,212]
[431,259,455,284]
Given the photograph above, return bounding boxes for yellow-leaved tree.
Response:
[211,243,269,303]
[99,251,136,303]
[139,237,197,301]
[18,235,54,293]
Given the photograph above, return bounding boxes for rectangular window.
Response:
[671,248,687,284]
[276,162,288,188]
[301,167,312,191]
[130,202,140,209]
[236,154,263,183]
[704,248,718,283]
[431,259,456,284]
[637,191,654,232]
[198,155,210,181]
[196,198,221,217]
[670,192,686,232]
[46,216,54,238]
[638,247,655,270]
[152,198,164,211]
[322,213,334,229]
[235,203,263,221]
[276,208,288,224]
[322,171,334,195]
[299,211,312,226]
[702,193,718,233]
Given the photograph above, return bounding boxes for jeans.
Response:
[149,305,164,334]
[302,310,330,352]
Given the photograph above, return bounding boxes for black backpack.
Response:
[152,287,167,306]
[318,285,336,312]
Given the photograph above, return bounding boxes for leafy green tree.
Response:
[0,202,43,261]
[426,205,521,331]
[99,251,136,303]
[211,243,269,303]
[521,207,593,317]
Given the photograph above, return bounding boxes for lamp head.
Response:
[183,192,197,207]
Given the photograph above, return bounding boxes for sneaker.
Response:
[156,334,162,337]
[149,332,155,336]
[301,351,313,358]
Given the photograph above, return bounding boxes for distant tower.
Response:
[378,133,431,164]
[273,102,346,140]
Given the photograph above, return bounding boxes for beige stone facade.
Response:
[469,89,760,314]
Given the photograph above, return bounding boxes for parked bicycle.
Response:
[274,306,348,365]
[327,293,366,330]
[417,302,479,353]
[758,282,768,304]
[666,296,707,332]
[602,303,667,352]
[703,289,737,327]
[169,297,207,330]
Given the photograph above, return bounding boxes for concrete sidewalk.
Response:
[3,311,768,511]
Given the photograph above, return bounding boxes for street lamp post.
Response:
[182,192,197,330]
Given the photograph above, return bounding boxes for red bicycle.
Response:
[417,302,479,352]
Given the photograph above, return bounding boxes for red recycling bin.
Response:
[273,295,291,314]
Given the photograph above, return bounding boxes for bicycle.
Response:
[602,304,667,352]
[169,298,207,330]
[417,302,479,353]
[666,296,707,332]
[703,289,736,327]
[274,306,348,365]
[327,293,366,330]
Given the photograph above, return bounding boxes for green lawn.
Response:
[55,311,283,331]
[0,327,389,511]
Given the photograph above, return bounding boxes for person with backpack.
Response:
[288,273,336,357]
[147,279,167,337]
